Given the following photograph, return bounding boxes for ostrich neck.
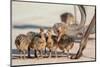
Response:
[40,35,45,41]
[48,35,52,40]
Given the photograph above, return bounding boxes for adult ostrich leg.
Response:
[71,10,96,59]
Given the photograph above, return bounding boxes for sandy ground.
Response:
[11,34,96,66]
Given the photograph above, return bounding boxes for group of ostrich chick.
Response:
[15,27,74,59]
[15,12,76,59]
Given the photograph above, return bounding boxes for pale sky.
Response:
[12,1,95,26]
